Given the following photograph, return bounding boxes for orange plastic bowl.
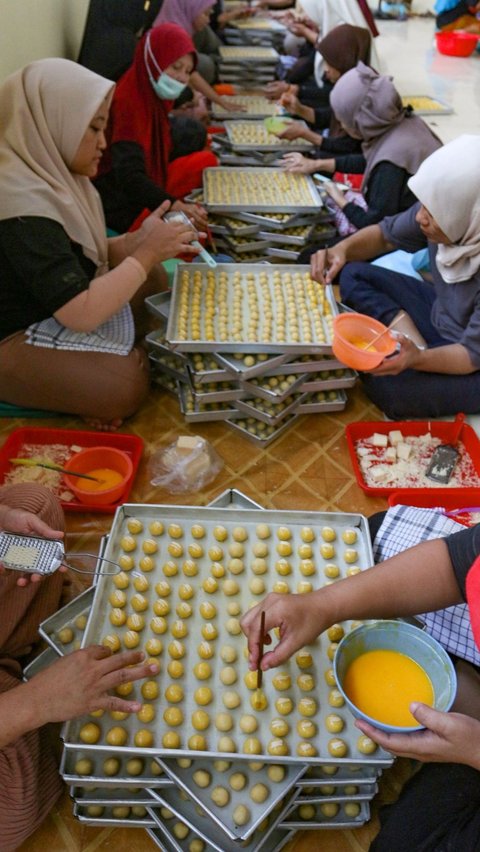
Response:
[435,30,479,57]
[63,447,133,506]
[332,313,397,371]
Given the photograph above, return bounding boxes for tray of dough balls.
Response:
[227,411,303,446]
[297,763,385,784]
[239,371,313,403]
[209,214,261,238]
[259,221,317,246]
[148,823,294,852]
[400,94,453,115]
[299,368,357,392]
[235,391,309,426]
[297,774,379,792]
[72,785,159,806]
[179,385,241,423]
[279,798,370,829]
[166,265,336,354]
[39,585,95,655]
[238,210,330,231]
[212,351,294,382]
[155,756,305,841]
[297,389,348,414]
[148,783,298,852]
[149,353,190,388]
[218,46,280,64]
[62,503,391,769]
[73,801,157,827]
[221,234,274,255]
[211,95,281,120]
[60,746,174,788]
[203,168,323,214]
[224,121,313,153]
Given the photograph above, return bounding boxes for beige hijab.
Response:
[409,135,480,284]
[0,58,114,268]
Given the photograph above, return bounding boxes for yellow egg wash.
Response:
[348,336,378,353]
[343,649,434,726]
[75,468,123,492]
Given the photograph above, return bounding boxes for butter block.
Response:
[388,430,403,447]
[372,433,388,447]
[176,435,203,455]
[397,442,411,461]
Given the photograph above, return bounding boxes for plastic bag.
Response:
[149,435,223,493]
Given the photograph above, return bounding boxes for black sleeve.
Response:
[110,140,177,208]
[319,135,361,156]
[313,105,332,130]
[342,162,412,230]
[445,524,480,600]
[330,153,366,174]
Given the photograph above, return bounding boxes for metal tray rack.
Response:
[235,390,309,427]
[73,802,157,827]
[238,210,331,230]
[296,781,378,800]
[214,351,294,381]
[227,411,304,446]
[166,263,337,354]
[218,45,279,63]
[298,389,348,414]
[39,585,95,655]
[179,383,241,423]
[60,747,174,789]
[211,95,281,121]
[224,120,313,153]
[279,798,370,830]
[401,94,453,115]
[222,234,273,254]
[240,371,310,404]
[259,221,317,246]
[203,167,323,214]
[300,370,357,392]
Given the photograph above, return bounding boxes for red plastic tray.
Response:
[345,419,480,496]
[0,427,143,513]
[388,488,480,526]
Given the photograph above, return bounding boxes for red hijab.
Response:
[105,24,197,186]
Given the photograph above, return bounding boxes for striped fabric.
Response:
[26,302,135,355]
[0,484,66,850]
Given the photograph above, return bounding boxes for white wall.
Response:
[0,0,89,82]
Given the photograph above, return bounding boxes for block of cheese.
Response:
[370,465,388,481]
[176,435,203,455]
[372,433,388,447]
[388,430,403,447]
[396,442,411,461]
[385,447,397,462]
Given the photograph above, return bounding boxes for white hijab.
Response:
[408,135,480,284]
[298,0,379,83]
[0,58,114,268]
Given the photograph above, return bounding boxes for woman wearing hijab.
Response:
[283,63,442,236]
[310,135,480,419]
[276,24,372,158]
[0,58,199,427]
[95,24,209,234]
[154,0,222,85]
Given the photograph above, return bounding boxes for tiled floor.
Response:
[6,12,480,852]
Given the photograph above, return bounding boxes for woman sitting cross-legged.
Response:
[0,58,200,430]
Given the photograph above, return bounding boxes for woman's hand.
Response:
[310,244,347,284]
[264,80,290,101]
[219,97,247,113]
[31,645,160,723]
[369,334,423,376]
[277,121,309,141]
[279,91,302,115]
[133,205,200,263]
[240,592,323,672]
[356,704,480,769]
[324,182,347,209]
[173,200,209,231]
[281,152,315,173]
[0,508,65,587]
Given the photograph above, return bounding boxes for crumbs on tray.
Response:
[355,430,480,489]
[4,442,84,501]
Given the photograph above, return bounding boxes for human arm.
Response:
[356,704,480,769]
[240,537,463,671]
[280,91,315,124]
[0,646,159,749]
[190,71,242,114]
[370,338,476,376]
[278,121,323,144]
[310,223,395,283]
[0,504,65,587]
[281,152,335,174]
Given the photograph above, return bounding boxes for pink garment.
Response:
[154,0,214,36]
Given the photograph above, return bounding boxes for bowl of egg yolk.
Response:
[63,446,133,506]
[332,313,397,371]
[333,620,457,733]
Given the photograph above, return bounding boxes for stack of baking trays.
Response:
[218,45,280,86]
[144,261,356,447]
[30,487,394,848]
[223,17,287,50]
[211,119,313,169]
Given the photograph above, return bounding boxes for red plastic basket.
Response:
[345,419,480,496]
[0,427,143,513]
[435,30,479,57]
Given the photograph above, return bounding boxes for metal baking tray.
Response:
[147,823,295,852]
[222,235,273,254]
[224,120,313,153]
[62,503,389,767]
[214,351,293,381]
[153,371,181,397]
[149,355,189,386]
[23,645,59,681]
[211,95,280,120]
[297,776,379,791]
[401,94,454,115]
[236,391,309,426]
[218,46,279,62]
[60,746,174,788]
[301,370,357,392]
[73,802,156,827]
[145,290,171,322]
[166,264,336,354]
[203,168,323,213]
[298,389,348,414]
[179,383,241,422]
[227,411,303,447]
[148,785,299,852]
[210,214,260,238]
[300,763,387,782]
[39,585,95,655]
[229,17,287,32]
[238,210,325,230]
[230,253,272,264]
[240,371,310,403]
[279,799,370,829]
[73,786,157,805]
[266,354,347,375]
[157,756,306,841]
[207,488,264,510]
[145,329,189,369]
[259,221,316,245]
[296,782,378,800]
[266,246,301,261]
[188,353,234,385]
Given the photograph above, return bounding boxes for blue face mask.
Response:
[144,33,188,101]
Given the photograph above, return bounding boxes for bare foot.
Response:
[83,418,123,432]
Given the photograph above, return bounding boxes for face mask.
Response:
[144,33,188,101]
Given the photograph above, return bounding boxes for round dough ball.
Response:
[250,783,269,804]
[357,734,377,755]
[188,543,204,560]
[300,526,315,543]
[232,526,247,542]
[168,640,185,660]
[127,518,143,534]
[321,802,339,818]
[189,840,205,852]
[193,769,211,788]
[320,543,335,560]
[229,542,244,558]
[155,580,171,597]
[213,525,228,542]
[103,757,121,776]
[211,563,225,579]
[138,556,155,573]
[324,667,336,687]
[153,598,170,617]
[150,615,167,634]
[141,680,159,700]
[120,535,136,552]
[179,583,194,601]
[297,742,317,757]
[86,805,104,818]
[192,709,210,731]
[110,608,126,627]
[297,543,312,559]
[215,712,233,732]
[249,577,265,595]
[134,728,154,747]
[137,704,155,724]
[252,541,268,558]
[199,601,217,619]
[171,620,188,639]
[342,528,357,545]
[275,697,293,715]
[327,624,345,642]
[203,576,218,594]
[123,630,140,649]
[142,539,158,556]
[299,804,316,820]
[220,644,237,664]
[167,659,183,678]
[321,526,336,542]
[190,523,206,539]
[163,731,181,749]
[252,558,267,575]
[229,771,247,791]
[208,545,223,561]
[226,617,241,635]
[79,722,101,744]
[222,691,241,710]
[328,737,348,757]
[328,688,345,708]
[297,673,315,691]
[297,581,313,594]
[220,666,237,686]
[211,786,230,807]
[194,661,211,680]
[131,593,148,613]
[106,726,128,746]
[145,638,163,656]
[244,670,259,690]
[118,555,134,571]
[297,718,317,738]
[233,805,250,826]
[198,641,214,659]
[201,623,218,641]
[267,765,285,783]
[165,684,184,703]
[344,548,358,564]
[57,626,74,644]
[250,690,268,711]
[297,697,317,717]
[239,714,258,734]
[173,822,189,840]
[133,573,150,591]
[272,581,290,594]
[270,718,289,738]
[182,559,198,577]
[324,563,340,579]
[109,590,127,608]
[194,686,213,706]
[256,523,271,539]
[113,571,130,589]
[228,558,244,575]
[188,734,206,751]
[102,633,120,652]
[347,566,361,577]
[325,713,344,733]
[168,523,183,539]
[176,601,193,619]
[267,738,288,756]
[344,802,361,818]
[126,613,145,632]
[149,520,164,536]
[272,671,291,691]
[295,650,313,669]
[115,680,133,697]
